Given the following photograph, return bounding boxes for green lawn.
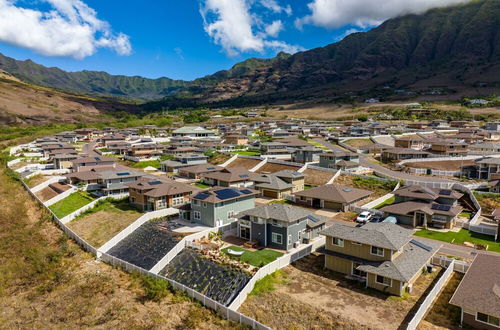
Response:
[131,160,161,169]
[459,211,472,220]
[49,192,95,218]
[373,196,395,209]
[230,151,261,156]
[221,245,283,267]
[414,229,500,253]
[307,140,329,151]
[194,182,211,189]
[304,185,314,190]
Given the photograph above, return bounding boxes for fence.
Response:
[406,259,456,330]
[228,237,325,310]
[30,175,67,193]
[44,186,78,207]
[407,168,461,178]
[431,255,470,273]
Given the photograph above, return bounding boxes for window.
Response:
[192,199,200,206]
[227,210,236,218]
[203,202,207,208]
[271,233,283,244]
[130,197,136,203]
[193,211,201,220]
[375,275,391,287]
[371,246,384,256]
[332,237,344,247]
[288,235,292,245]
[477,313,500,327]
[173,195,184,206]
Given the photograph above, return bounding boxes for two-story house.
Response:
[236,204,328,251]
[292,146,323,163]
[379,185,464,229]
[190,187,258,227]
[201,167,258,188]
[171,126,217,140]
[318,151,360,171]
[127,178,199,211]
[394,136,426,150]
[461,157,500,180]
[429,140,468,156]
[320,223,441,296]
[254,170,305,199]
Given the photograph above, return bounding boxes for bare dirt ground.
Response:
[302,168,335,186]
[0,146,241,329]
[404,160,475,171]
[256,162,301,174]
[240,254,442,330]
[343,138,374,149]
[25,174,52,188]
[226,157,261,169]
[67,204,143,247]
[35,186,59,202]
[418,272,464,330]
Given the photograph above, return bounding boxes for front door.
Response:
[416,212,425,226]
[240,226,250,240]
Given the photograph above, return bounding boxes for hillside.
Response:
[0,76,138,125]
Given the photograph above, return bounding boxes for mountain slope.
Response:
[168,0,500,105]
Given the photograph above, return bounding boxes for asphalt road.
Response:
[82,142,99,156]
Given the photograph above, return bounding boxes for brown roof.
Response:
[202,167,257,182]
[127,178,199,197]
[449,254,500,318]
[294,184,372,204]
[255,162,301,174]
[380,201,463,217]
[179,164,223,174]
[394,185,463,200]
[383,148,430,155]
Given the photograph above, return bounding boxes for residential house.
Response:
[71,156,116,172]
[190,187,258,227]
[449,254,500,330]
[254,170,305,199]
[381,148,430,163]
[429,140,468,156]
[380,185,464,229]
[127,178,199,211]
[293,184,372,211]
[172,126,217,139]
[260,142,291,158]
[292,147,323,163]
[224,134,249,145]
[201,167,257,188]
[469,142,500,155]
[236,204,328,251]
[461,157,500,180]
[178,164,223,180]
[394,136,425,150]
[320,223,441,296]
[318,151,360,171]
[53,154,78,169]
[160,153,208,173]
[485,122,500,132]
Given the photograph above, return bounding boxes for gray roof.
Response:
[357,239,441,282]
[254,175,294,190]
[320,223,415,250]
[238,204,330,223]
[294,184,372,203]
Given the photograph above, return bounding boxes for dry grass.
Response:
[255,162,301,174]
[302,168,335,186]
[418,272,464,330]
[25,174,51,188]
[67,200,143,247]
[343,139,373,149]
[335,174,394,200]
[404,160,475,171]
[0,158,242,329]
[240,254,442,330]
[226,157,261,169]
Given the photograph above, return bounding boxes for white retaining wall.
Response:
[59,193,129,224]
[30,176,67,193]
[44,187,78,207]
[228,237,325,311]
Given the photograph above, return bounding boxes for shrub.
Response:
[137,274,172,302]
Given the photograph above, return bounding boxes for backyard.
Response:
[66,198,143,247]
[474,192,500,214]
[24,174,51,188]
[335,174,398,199]
[414,229,500,253]
[221,246,283,267]
[373,195,396,209]
[131,160,161,169]
[230,151,261,156]
[343,138,373,149]
[48,191,95,218]
[239,253,442,330]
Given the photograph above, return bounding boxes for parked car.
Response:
[370,215,383,223]
[355,211,372,223]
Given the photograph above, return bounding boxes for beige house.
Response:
[254,170,305,199]
[320,223,441,296]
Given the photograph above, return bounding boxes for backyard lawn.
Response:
[49,191,95,218]
[222,246,283,267]
[231,151,261,156]
[414,229,500,253]
[373,196,395,209]
[194,182,211,189]
[67,198,143,247]
[131,160,161,169]
[307,140,329,151]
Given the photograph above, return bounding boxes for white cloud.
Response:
[265,20,283,38]
[260,0,292,15]
[296,0,470,29]
[0,0,131,59]
[200,0,303,56]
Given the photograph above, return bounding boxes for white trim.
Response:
[476,312,500,328]
[332,237,344,247]
[370,245,384,257]
[193,210,201,220]
[272,232,283,244]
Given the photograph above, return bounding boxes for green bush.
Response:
[137,274,172,302]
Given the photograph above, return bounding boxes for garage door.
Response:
[263,190,279,198]
[324,201,342,211]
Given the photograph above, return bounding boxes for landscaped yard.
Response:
[67,198,143,247]
[230,151,261,156]
[49,191,95,218]
[194,182,211,189]
[373,195,395,209]
[221,246,283,267]
[131,160,161,169]
[414,229,500,253]
[239,254,442,330]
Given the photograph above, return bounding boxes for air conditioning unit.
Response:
[406,284,413,294]
[293,241,300,248]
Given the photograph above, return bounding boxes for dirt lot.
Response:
[240,254,442,330]
[25,174,52,188]
[67,200,143,247]
[226,157,261,169]
[404,160,475,171]
[335,174,394,200]
[302,168,335,186]
[419,272,464,330]
[343,139,373,149]
[35,186,59,202]
[256,162,301,174]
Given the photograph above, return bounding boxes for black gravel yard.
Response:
[161,248,251,306]
[108,219,185,270]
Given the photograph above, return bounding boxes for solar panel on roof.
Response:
[149,181,162,185]
[117,172,130,176]
[343,188,353,192]
[307,215,319,223]
[410,239,433,252]
[215,188,242,200]
[207,167,216,170]
[95,157,101,161]
[241,189,253,194]
[439,189,452,196]
[293,172,302,176]
[239,174,249,178]
[431,204,451,211]
[194,193,210,200]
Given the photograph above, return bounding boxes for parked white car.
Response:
[355,211,372,223]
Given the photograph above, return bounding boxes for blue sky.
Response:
[0,0,468,80]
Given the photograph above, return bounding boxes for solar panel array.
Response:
[148,181,163,185]
[439,189,452,196]
[117,172,130,176]
[194,192,210,200]
[410,239,433,252]
[431,204,451,211]
[239,174,249,178]
[215,188,242,200]
[307,215,319,223]
[240,189,253,194]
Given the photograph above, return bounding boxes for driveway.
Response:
[82,142,100,156]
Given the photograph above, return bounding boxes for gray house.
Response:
[236,204,328,251]
[190,187,258,227]
[318,151,360,171]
